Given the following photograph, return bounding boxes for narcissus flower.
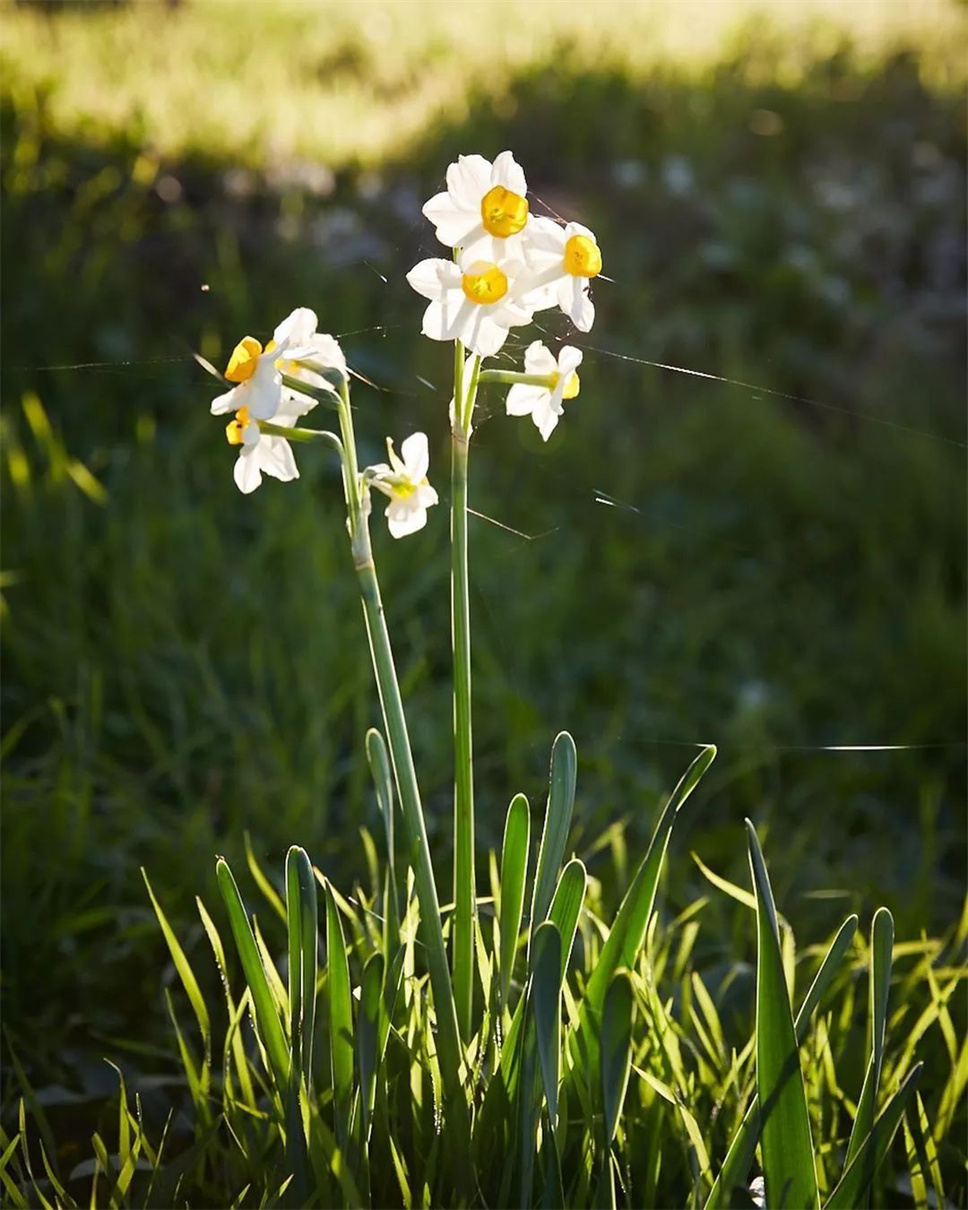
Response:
[407,252,533,357]
[423,152,531,262]
[521,218,603,332]
[224,394,315,495]
[210,307,317,421]
[367,432,439,538]
[506,342,583,440]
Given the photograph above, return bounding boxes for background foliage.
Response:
[1,0,965,1201]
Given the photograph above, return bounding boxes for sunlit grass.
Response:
[2,0,966,169]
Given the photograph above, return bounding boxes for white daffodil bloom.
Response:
[506,342,583,441]
[224,392,315,495]
[521,217,603,332]
[423,151,531,262]
[407,251,533,357]
[210,307,316,420]
[367,431,439,538]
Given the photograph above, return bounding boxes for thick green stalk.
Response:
[451,346,480,1041]
[335,381,465,1104]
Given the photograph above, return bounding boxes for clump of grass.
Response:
[4,736,965,1207]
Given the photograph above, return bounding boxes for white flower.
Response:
[367,432,439,538]
[521,218,602,332]
[423,151,531,262]
[506,342,583,441]
[210,307,317,421]
[223,392,315,495]
[277,314,348,406]
[407,250,533,357]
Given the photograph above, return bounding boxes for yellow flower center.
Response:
[461,264,509,305]
[480,185,529,238]
[225,405,251,446]
[224,337,263,383]
[560,371,580,400]
[563,234,602,278]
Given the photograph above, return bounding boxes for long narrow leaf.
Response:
[216,858,290,1096]
[286,847,319,1091]
[601,971,634,1148]
[845,907,894,1167]
[824,1065,923,1209]
[531,732,577,930]
[574,746,716,1081]
[532,922,563,1129]
[325,879,355,1151]
[499,793,531,1007]
[746,819,819,1210]
[705,913,858,1209]
[547,858,587,984]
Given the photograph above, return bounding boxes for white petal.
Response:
[446,154,492,208]
[506,384,547,417]
[386,500,427,539]
[557,276,595,332]
[524,216,567,256]
[407,257,460,301]
[423,192,480,247]
[518,276,559,311]
[491,150,527,197]
[523,341,557,375]
[415,482,439,509]
[306,332,347,376]
[274,307,318,346]
[534,397,561,441]
[558,345,584,376]
[564,221,595,241]
[258,435,299,482]
[211,386,239,415]
[421,294,472,343]
[400,431,430,481]
[240,419,261,447]
[234,446,263,494]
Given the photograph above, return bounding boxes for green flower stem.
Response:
[477,369,557,388]
[451,346,481,1041]
[334,378,465,1106]
[256,420,343,450]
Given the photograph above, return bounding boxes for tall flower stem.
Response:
[451,344,481,1041]
[334,379,465,1105]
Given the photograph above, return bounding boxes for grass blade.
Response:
[531,732,577,930]
[216,857,290,1097]
[499,792,531,1008]
[325,878,354,1152]
[547,858,587,984]
[532,921,563,1129]
[357,952,384,1147]
[746,819,819,1210]
[705,913,858,1209]
[845,908,893,1168]
[286,846,319,1091]
[601,971,634,1149]
[824,1065,923,1209]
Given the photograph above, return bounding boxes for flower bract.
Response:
[367,432,439,538]
[506,341,583,440]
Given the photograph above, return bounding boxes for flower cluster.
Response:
[208,150,602,528]
[407,153,601,356]
[211,307,343,495]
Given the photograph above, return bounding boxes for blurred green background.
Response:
[1,0,965,1164]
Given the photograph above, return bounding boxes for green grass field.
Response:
[1,0,966,1205]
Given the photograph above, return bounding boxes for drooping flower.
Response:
[521,218,603,332]
[224,392,315,495]
[367,432,439,538]
[210,307,317,421]
[273,309,348,404]
[506,342,583,440]
[406,251,533,357]
[423,151,531,262]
